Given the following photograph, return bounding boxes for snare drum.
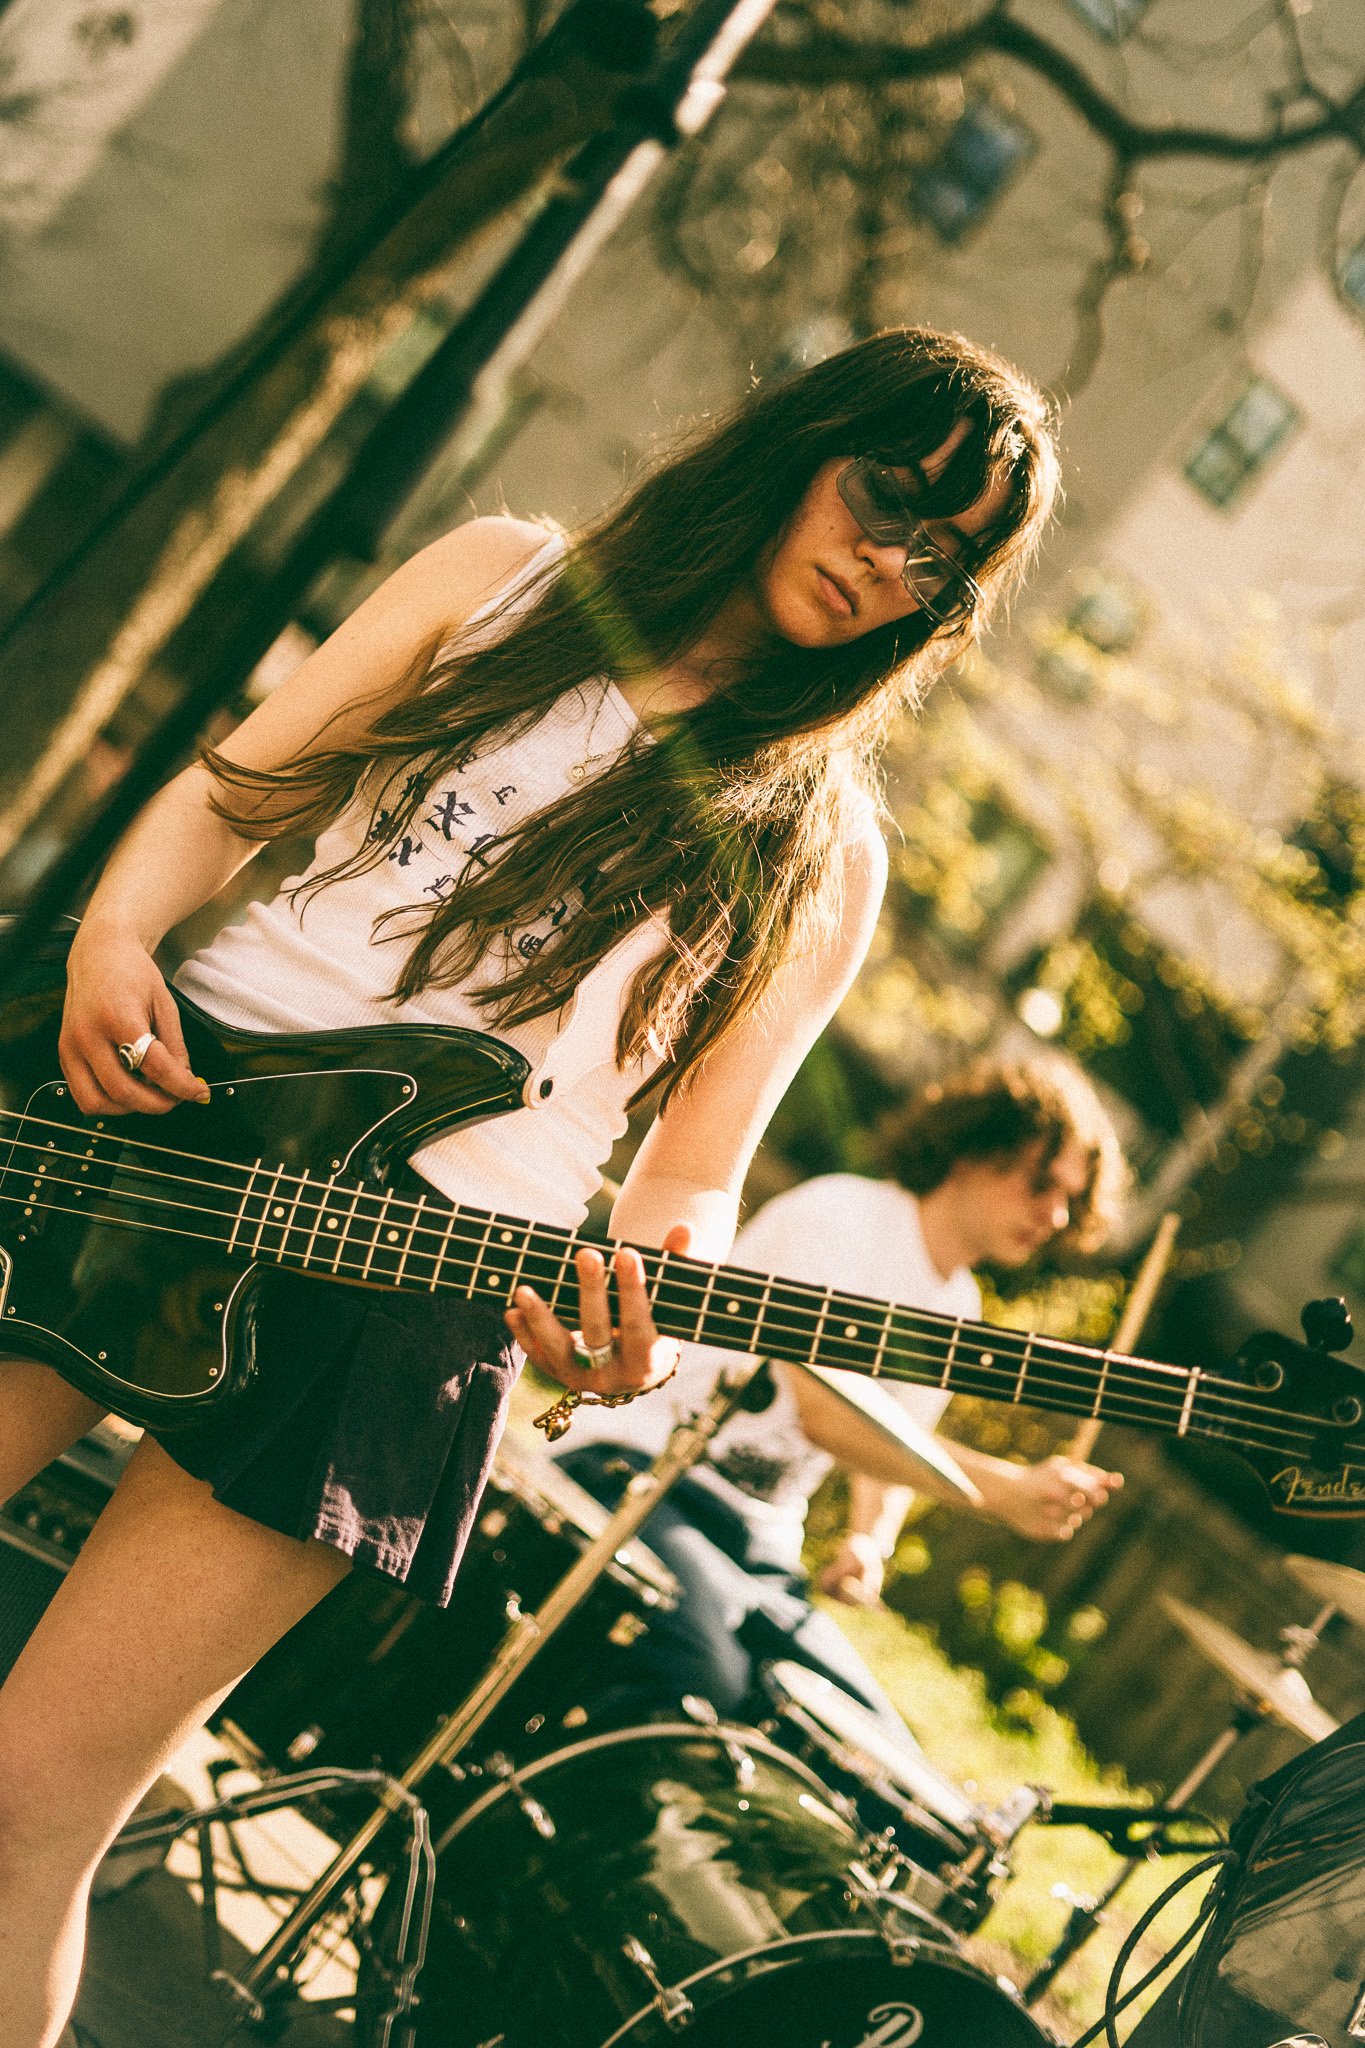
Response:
[358,1719,1050,2048]
[214,1446,678,1778]
[762,1660,1025,1930]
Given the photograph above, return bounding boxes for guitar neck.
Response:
[216,1168,1202,1445]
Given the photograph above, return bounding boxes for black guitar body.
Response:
[0,931,528,1429]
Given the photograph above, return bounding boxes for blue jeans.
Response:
[557,1441,912,1741]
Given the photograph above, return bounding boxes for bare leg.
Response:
[0,1433,352,2048]
[0,1358,107,1505]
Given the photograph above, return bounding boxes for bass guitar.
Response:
[2,932,1363,1544]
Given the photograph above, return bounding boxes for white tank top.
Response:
[176,535,667,1227]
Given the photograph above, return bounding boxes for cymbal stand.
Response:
[1024,1600,1339,2007]
[209,1356,770,2032]
[1280,1600,1339,1668]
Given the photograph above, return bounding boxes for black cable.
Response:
[1069,1849,1237,2048]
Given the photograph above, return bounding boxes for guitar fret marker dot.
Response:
[272,1205,285,1218]
[726,1300,741,1315]
[500,1230,513,1243]
[386,1229,400,1242]
[979,1351,995,1368]
[325,1218,339,1230]
[844,1324,859,1339]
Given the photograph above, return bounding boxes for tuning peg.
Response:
[1300,1298,1354,1354]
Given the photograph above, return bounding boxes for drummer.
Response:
[554,1055,1128,1733]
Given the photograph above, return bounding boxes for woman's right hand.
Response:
[60,922,211,1116]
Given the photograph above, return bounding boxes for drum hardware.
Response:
[215,1357,772,2030]
[1025,1583,1340,2008]
[758,1660,1008,1932]
[679,1692,759,1787]
[104,1764,435,2047]
[486,1752,557,1839]
[621,1936,695,2025]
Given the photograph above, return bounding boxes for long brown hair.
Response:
[206,328,1059,1102]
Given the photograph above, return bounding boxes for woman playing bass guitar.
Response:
[0,328,1058,2047]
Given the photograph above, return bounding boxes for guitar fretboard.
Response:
[58,1138,1205,1443]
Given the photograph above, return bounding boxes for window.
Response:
[912,102,1035,244]
[1342,238,1365,312]
[1066,0,1151,34]
[1184,378,1298,509]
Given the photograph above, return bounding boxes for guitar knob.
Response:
[1300,1297,1353,1353]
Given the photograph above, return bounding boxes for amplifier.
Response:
[0,1424,135,1685]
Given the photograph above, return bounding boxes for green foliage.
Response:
[813,602,1365,1242]
[903,1564,1111,1733]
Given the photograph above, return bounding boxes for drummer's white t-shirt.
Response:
[560,1175,981,1571]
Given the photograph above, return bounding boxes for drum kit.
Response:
[103,1359,1365,2048]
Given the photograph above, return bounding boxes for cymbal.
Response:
[1158,1594,1339,1744]
[786,1360,981,1505]
[1284,1554,1365,1632]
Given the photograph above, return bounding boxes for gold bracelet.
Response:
[532,1351,680,1443]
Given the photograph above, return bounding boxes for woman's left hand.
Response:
[506,1223,692,1399]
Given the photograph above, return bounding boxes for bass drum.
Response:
[601,1938,1052,2047]
[358,1720,1051,2048]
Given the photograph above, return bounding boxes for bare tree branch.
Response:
[1061,156,1143,397]
[739,11,1365,166]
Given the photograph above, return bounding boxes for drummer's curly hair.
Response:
[876,1056,1127,1255]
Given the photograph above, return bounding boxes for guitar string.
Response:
[0,1109,1317,1421]
[0,1114,1326,1433]
[0,1128,1346,1443]
[0,1133,1317,1435]
[0,1169,1332,1461]
[0,1182,1322,1462]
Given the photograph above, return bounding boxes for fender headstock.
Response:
[1230,1298,1365,1528]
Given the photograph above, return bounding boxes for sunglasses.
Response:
[836,458,983,627]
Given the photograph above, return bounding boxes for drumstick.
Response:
[1069,1211,1181,1462]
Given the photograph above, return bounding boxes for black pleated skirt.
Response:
[155,1263,519,1608]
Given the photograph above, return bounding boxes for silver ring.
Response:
[571,1336,616,1373]
[117,1030,157,1074]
